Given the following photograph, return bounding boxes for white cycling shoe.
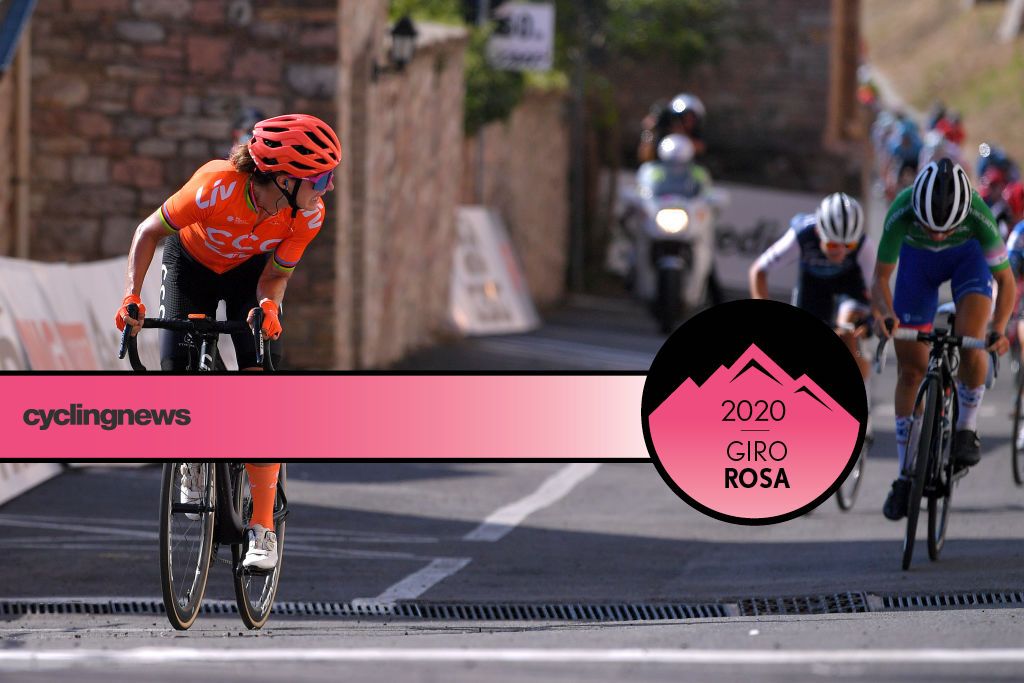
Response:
[242,524,278,571]
[179,463,203,520]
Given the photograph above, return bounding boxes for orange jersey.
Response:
[159,160,325,275]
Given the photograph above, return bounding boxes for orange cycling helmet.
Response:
[248,114,342,177]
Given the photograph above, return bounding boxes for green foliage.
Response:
[551,0,729,68]
[388,0,463,24]
[390,0,728,134]
[464,26,526,135]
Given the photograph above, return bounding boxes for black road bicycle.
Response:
[119,304,287,630]
[875,315,996,570]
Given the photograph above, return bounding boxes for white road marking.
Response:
[465,463,602,542]
[352,557,472,606]
[356,464,602,603]
[0,518,156,540]
[4,648,1024,666]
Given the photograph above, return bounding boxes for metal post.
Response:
[14,20,30,259]
[474,0,491,205]
[567,10,587,293]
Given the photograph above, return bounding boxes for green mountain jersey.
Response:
[876,186,1009,271]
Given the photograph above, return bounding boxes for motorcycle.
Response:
[614,158,727,333]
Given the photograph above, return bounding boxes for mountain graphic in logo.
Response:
[648,343,860,521]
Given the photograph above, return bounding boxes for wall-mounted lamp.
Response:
[372,16,419,82]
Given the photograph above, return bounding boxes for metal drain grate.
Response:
[881,591,1024,611]
[4,591,1020,620]
[0,599,726,621]
[736,592,869,616]
[388,602,728,621]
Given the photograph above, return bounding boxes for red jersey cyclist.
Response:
[115,114,342,570]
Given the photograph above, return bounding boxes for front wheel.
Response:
[232,463,287,630]
[836,443,866,511]
[903,378,940,571]
[655,267,682,334]
[928,384,958,560]
[159,462,215,630]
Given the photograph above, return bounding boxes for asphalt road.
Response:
[3,295,1024,682]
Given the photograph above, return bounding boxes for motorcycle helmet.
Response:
[657,134,695,165]
[668,93,706,121]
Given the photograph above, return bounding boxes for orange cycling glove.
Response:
[116,294,146,332]
[259,298,282,340]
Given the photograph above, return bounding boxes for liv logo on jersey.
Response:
[195,179,238,209]
[642,299,867,525]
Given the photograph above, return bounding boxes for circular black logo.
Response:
[642,300,868,525]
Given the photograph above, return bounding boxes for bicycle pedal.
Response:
[239,566,274,578]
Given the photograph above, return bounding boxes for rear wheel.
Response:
[232,464,287,630]
[903,379,939,571]
[159,462,214,630]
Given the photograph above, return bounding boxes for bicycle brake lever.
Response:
[118,303,138,360]
[253,308,265,367]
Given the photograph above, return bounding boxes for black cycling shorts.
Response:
[159,234,282,370]
[792,268,870,326]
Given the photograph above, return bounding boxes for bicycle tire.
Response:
[1013,376,1024,486]
[159,462,215,630]
[903,378,939,571]
[928,384,958,560]
[835,444,866,511]
[232,463,286,630]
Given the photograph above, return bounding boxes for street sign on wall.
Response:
[487,2,555,72]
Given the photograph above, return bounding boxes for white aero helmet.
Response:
[657,134,695,164]
[912,158,972,232]
[815,192,865,244]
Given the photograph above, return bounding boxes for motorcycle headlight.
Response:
[655,208,689,234]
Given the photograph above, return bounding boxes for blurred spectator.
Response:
[884,120,922,200]
[934,111,965,146]
[977,143,1020,183]
[1003,181,1024,227]
[925,101,946,131]
[919,129,964,169]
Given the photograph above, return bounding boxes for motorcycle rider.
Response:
[638,93,707,163]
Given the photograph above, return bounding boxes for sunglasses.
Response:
[824,240,859,250]
[291,169,334,192]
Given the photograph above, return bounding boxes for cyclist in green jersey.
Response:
[872,159,1015,520]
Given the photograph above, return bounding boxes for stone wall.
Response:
[606,0,863,194]
[462,89,570,309]
[341,17,468,369]
[0,67,13,255]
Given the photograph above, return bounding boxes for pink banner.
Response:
[2,375,648,460]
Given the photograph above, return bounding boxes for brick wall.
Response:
[29,0,341,367]
[463,89,570,308]
[0,67,13,254]
[342,17,468,368]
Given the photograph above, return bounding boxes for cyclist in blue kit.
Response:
[750,192,875,381]
[872,159,1015,521]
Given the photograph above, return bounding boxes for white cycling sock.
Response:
[956,382,985,432]
[895,415,914,478]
